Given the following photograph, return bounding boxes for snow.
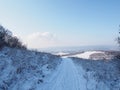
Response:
[38,58,111,90]
[72,57,120,90]
[54,52,69,56]
[69,51,105,59]
[38,58,87,90]
[0,47,120,90]
[0,47,61,90]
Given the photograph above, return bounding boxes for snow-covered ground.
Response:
[0,47,120,90]
[0,47,61,90]
[37,57,120,90]
[66,51,114,60]
[72,57,120,90]
[54,52,69,56]
[38,58,87,90]
[69,51,105,59]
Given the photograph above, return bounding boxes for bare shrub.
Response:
[0,25,27,49]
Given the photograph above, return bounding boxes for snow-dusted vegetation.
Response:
[0,47,61,90]
[72,57,120,90]
[0,25,26,49]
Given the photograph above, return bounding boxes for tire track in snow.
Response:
[39,58,86,90]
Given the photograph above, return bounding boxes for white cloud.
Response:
[20,32,96,49]
[22,32,59,48]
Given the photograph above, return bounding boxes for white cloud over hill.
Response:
[23,32,59,48]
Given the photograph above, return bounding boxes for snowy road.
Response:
[39,58,86,90]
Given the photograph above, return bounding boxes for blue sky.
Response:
[0,0,119,48]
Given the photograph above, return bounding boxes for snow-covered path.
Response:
[39,58,86,90]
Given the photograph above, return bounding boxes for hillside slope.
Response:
[0,47,61,90]
[34,57,120,90]
[72,57,120,90]
[0,47,120,90]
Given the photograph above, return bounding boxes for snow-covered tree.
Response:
[117,25,120,46]
[0,25,26,49]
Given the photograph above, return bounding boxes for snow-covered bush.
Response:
[0,25,26,49]
[72,57,120,90]
[115,29,120,59]
[0,47,62,90]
